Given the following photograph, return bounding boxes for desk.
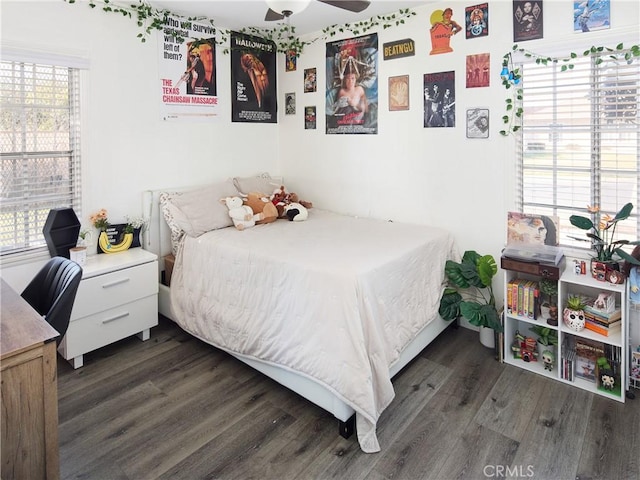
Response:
[1,278,60,480]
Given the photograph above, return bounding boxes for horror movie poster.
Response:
[231,31,277,123]
[325,33,378,134]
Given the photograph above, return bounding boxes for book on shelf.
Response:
[574,338,605,383]
[506,278,539,319]
[582,305,621,323]
[584,319,621,337]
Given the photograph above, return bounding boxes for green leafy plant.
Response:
[566,294,587,311]
[569,203,640,264]
[529,325,557,346]
[439,251,502,332]
[539,278,558,304]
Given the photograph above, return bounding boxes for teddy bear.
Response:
[220,196,257,230]
[284,202,308,222]
[243,192,278,224]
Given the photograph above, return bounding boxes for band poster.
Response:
[231,32,277,123]
[424,70,456,128]
[326,33,378,135]
[157,15,219,121]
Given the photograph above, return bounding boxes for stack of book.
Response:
[583,304,621,337]
[506,278,540,319]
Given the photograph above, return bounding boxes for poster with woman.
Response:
[230,31,277,123]
[325,33,378,134]
[513,0,543,42]
[507,212,559,246]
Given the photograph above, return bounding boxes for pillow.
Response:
[233,172,283,195]
[159,191,186,257]
[160,179,238,247]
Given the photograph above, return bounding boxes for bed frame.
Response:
[142,188,453,437]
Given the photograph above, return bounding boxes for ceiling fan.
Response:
[264,0,371,21]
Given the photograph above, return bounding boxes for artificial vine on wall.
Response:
[65,0,415,55]
[500,42,640,136]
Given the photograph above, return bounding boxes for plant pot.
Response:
[590,259,619,282]
[479,326,495,349]
[69,246,87,266]
[563,307,586,332]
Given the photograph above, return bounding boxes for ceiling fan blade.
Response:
[265,8,285,21]
[317,0,371,13]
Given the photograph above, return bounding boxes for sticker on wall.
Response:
[573,0,610,33]
[382,38,415,60]
[466,53,490,88]
[389,75,409,111]
[423,71,455,128]
[513,0,543,42]
[465,3,489,39]
[326,33,378,135]
[305,106,317,129]
[285,92,296,115]
[466,108,489,138]
[429,7,463,54]
[304,68,317,92]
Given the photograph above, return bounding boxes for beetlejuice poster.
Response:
[325,33,378,134]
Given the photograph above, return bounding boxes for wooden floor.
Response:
[57,317,640,480]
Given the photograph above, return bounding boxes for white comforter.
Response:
[170,209,457,452]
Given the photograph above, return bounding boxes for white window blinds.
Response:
[0,61,82,257]
[517,49,639,251]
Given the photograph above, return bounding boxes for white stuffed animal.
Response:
[284,202,308,222]
[221,196,257,230]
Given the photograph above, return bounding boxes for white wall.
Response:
[1,0,639,298]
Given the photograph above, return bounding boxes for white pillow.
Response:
[160,179,238,242]
[233,172,283,195]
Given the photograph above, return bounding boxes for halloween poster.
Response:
[325,33,378,135]
[231,31,277,123]
[573,0,610,33]
[465,3,489,39]
[157,15,220,121]
[423,71,455,128]
[513,0,543,42]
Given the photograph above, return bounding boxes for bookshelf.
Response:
[503,260,628,403]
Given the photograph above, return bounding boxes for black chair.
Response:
[21,256,83,346]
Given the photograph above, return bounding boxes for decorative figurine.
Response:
[542,349,555,371]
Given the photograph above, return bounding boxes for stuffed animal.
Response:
[271,185,313,218]
[243,192,278,224]
[284,202,308,222]
[220,196,257,231]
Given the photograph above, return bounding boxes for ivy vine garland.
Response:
[500,42,640,136]
[65,0,415,55]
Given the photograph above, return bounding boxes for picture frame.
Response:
[466,108,489,138]
[304,68,317,93]
[388,75,410,111]
[285,92,296,115]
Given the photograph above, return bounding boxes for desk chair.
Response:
[21,257,83,346]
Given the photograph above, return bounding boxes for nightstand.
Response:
[58,248,158,368]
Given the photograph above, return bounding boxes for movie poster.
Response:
[423,71,455,128]
[466,53,490,88]
[465,3,489,39]
[513,0,543,42]
[157,16,219,121]
[305,106,317,130]
[326,33,378,135]
[573,0,610,33]
[231,31,277,123]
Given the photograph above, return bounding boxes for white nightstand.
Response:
[58,248,158,368]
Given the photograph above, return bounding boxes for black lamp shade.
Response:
[42,208,81,258]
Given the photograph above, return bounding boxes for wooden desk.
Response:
[1,278,60,480]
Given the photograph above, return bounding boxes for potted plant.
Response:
[539,278,559,326]
[569,203,640,281]
[563,295,587,332]
[529,325,558,358]
[439,250,502,348]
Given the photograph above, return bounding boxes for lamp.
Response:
[265,0,312,16]
[501,52,522,85]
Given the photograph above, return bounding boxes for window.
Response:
[517,49,639,252]
[0,61,81,258]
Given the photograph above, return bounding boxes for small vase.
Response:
[69,246,87,266]
[590,259,619,282]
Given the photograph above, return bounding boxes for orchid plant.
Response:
[569,203,640,265]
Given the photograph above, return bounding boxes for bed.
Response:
[142,178,458,453]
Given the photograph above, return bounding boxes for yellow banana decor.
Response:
[99,231,133,254]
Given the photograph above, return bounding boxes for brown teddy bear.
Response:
[271,185,313,218]
[243,192,278,224]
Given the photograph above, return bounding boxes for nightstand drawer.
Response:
[71,261,157,320]
[62,295,157,359]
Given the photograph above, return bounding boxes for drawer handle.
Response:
[102,312,130,324]
[102,278,130,288]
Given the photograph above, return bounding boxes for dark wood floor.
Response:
[57,317,640,480]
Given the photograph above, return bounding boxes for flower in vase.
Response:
[90,209,110,231]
